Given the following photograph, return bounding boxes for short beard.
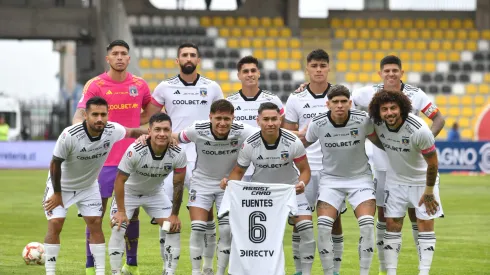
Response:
[180,63,196,75]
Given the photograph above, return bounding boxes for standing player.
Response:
[43,97,146,275]
[304,85,383,275]
[109,113,187,275]
[222,102,316,275]
[176,99,257,275]
[74,40,152,275]
[352,55,445,275]
[141,42,224,273]
[284,49,345,275]
[368,90,442,275]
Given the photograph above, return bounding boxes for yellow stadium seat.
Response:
[337,51,348,61]
[277,39,288,48]
[204,71,216,80]
[252,39,263,48]
[408,29,419,40]
[438,107,448,116]
[402,18,413,28]
[268,29,279,37]
[148,81,158,91]
[449,52,460,62]
[412,63,423,72]
[347,29,358,39]
[396,29,407,39]
[469,30,479,40]
[428,41,440,51]
[368,40,379,51]
[228,38,239,48]
[461,95,473,106]
[441,41,452,51]
[421,30,431,39]
[379,19,390,28]
[231,28,242,37]
[151,59,164,69]
[416,41,427,51]
[254,49,265,59]
[466,41,477,51]
[154,73,166,81]
[384,29,395,40]
[375,51,385,61]
[217,71,229,82]
[449,107,461,116]
[485,73,490,83]
[290,61,302,70]
[255,28,267,37]
[451,19,462,29]
[405,41,416,50]
[463,19,474,29]
[278,50,289,59]
[403,63,412,71]
[277,60,288,71]
[354,18,366,28]
[433,30,444,39]
[362,62,374,72]
[344,18,354,28]
[466,84,478,94]
[362,51,374,61]
[139,58,150,69]
[239,39,251,48]
[291,50,302,60]
[343,40,355,50]
[212,17,223,26]
[415,19,425,28]
[381,40,391,51]
[448,95,459,105]
[200,16,211,27]
[424,52,436,62]
[436,52,448,61]
[461,129,473,140]
[358,73,370,83]
[457,30,467,40]
[164,59,176,69]
[479,84,490,94]
[359,29,370,39]
[424,63,436,72]
[236,17,247,27]
[290,39,301,49]
[231,82,241,93]
[345,72,358,82]
[412,51,423,61]
[281,28,292,37]
[273,17,284,27]
[438,129,448,139]
[349,62,361,72]
[248,17,259,27]
[445,30,456,40]
[372,29,383,39]
[371,72,380,82]
[356,40,367,50]
[219,28,230,37]
[266,49,277,59]
[261,17,272,27]
[474,95,485,105]
[331,18,342,28]
[336,62,347,72]
[221,82,232,93]
[350,51,361,61]
[224,16,235,27]
[367,18,377,28]
[397,52,409,61]
[427,19,438,28]
[243,28,254,37]
[142,73,153,80]
[393,41,404,50]
[454,41,465,51]
[459,117,470,128]
[435,95,447,105]
[391,19,402,28]
[439,19,450,28]
[265,39,276,48]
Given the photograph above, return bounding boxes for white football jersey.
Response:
[374,114,437,186]
[51,121,126,191]
[352,82,439,170]
[226,89,285,127]
[151,74,224,161]
[237,129,307,186]
[218,180,297,275]
[179,120,258,192]
[305,110,374,187]
[285,84,332,171]
[117,141,187,196]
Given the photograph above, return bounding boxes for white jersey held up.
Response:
[151,74,224,161]
[352,82,439,171]
[285,84,331,171]
[218,180,298,275]
[51,121,126,191]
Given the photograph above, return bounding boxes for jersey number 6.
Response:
[249,211,266,243]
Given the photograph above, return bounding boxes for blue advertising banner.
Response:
[0,141,55,169]
[435,141,490,174]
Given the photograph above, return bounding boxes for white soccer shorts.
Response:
[43,181,102,220]
[304,170,320,212]
[162,160,195,201]
[374,170,387,207]
[294,192,313,216]
[384,183,444,220]
[187,188,225,213]
[110,191,173,220]
[318,184,376,212]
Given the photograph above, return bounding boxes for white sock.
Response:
[292,232,302,273]
[203,220,216,270]
[376,221,387,272]
[412,222,420,259]
[44,243,60,275]
[108,224,127,273]
[89,243,106,275]
[217,216,231,275]
[418,232,436,275]
[190,221,207,274]
[296,220,315,275]
[318,216,335,275]
[384,232,402,275]
[164,232,181,274]
[332,234,343,273]
[160,229,167,264]
[358,216,375,275]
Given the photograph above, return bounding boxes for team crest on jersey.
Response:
[129,86,138,97]
[281,151,289,161]
[402,137,410,145]
[189,189,197,202]
[103,140,110,149]
[230,139,238,147]
[127,151,132,158]
[350,128,359,137]
[200,88,207,97]
[164,163,172,172]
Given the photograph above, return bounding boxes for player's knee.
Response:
[417,219,434,232]
[85,217,103,232]
[386,218,404,232]
[207,209,214,221]
[47,218,64,235]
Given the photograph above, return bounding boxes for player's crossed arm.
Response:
[367,131,385,150]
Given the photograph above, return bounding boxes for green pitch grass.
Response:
[1,171,489,274]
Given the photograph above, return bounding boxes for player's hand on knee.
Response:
[135,134,149,145]
[294,82,309,93]
[112,211,129,230]
[168,215,181,232]
[418,190,439,216]
[220,178,229,190]
[295,181,305,194]
[44,193,63,211]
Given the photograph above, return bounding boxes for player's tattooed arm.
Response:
[429,111,445,137]
[367,133,385,150]
[72,108,86,124]
[171,170,186,215]
[114,171,129,212]
[422,150,438,187]
[49,157,64,192]
[125,127,147,139]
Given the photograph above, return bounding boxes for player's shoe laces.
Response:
[85,267,95,275]
[202,268,214,275]
[122,264,140,275]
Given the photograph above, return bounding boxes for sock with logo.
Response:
[217,216,232,275]
[164,232,181,275]
[376,221,387,273]
[89,243,105,275]
[160,229,167,265]
[318,216,335,275]
[125,220,139,266]
[332,234,344,273]
[358,216,375,275]
[384,231,402,275]
[190,221,206,275]
[412,222,420,259]
[44,243,60,275]
[292,231,302,273]
[108,224,127,273]
[418,232,436,275]
[202,220,217,270]
[296,220,315,275]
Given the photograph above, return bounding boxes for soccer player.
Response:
[141,42,224,273]
[368,90,443,275]
[43,96,146,275]
[74,39,152,275]
[176,99,257,275]
[304,85,384,275]
[284,49,345,275]
[109,113,187,275]
[351,55,445,275]
[222,102,316,275]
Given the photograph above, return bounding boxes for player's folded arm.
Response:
[367,131,385,150]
